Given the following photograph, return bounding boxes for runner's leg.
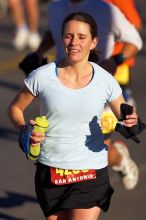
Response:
[70,207,101,220]
[46,210,69,220]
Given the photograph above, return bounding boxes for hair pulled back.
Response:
[61,12,99,63]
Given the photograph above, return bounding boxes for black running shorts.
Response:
[35,163,114,217]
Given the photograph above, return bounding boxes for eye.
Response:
[78,35,86,40]
[79,36,85,40]
[63,34,71,39]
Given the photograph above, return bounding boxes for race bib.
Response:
[50,168,96,185]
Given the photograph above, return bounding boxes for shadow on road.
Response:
[0,191,37,209]
[0,80,21,91]
[0,213,25,220]
[0,191,38,220]
[0,126,17,141]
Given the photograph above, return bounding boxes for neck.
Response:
[61,59,91,78]
[57,59,93,89]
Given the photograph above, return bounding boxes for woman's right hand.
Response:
[29,120,45,146]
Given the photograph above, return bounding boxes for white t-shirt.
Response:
[24,61,122,170]
[47,0,142,62]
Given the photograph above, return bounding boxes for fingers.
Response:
[123,112,138,127]
[29,119,36,126]
[30,131,45,145]
[28,119,46,145]
[132,107,136,114]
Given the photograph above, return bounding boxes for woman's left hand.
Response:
[123,108,138,127]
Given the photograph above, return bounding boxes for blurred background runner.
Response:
[7,0,41,51]
[106,0,142,106]
[104,0,143,189]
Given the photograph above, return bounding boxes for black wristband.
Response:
[113,53,126,65]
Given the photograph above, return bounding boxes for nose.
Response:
[70,36,78,45]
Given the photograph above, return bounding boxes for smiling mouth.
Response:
[67,48,80,54]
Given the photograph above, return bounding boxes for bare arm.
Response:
[8,86,46,149]
[8,86,36,132]
[120,42,138,60]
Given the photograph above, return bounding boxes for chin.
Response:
[67,55,81,62]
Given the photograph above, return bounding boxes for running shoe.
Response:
[12,29,29,51]
[112,141,139,190]
[28,32,41,51]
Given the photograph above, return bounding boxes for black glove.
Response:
[99,53,126,75]
[19,53,48,77]
[115,103,146,143]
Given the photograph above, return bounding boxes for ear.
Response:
[90,37,98,50]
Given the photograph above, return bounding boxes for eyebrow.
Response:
[63,33,88,37]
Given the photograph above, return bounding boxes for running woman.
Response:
[19,0,143,190]
[8,12,140,220]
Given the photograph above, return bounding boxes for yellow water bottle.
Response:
[28,116,49,160]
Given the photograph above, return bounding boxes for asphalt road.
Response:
[0,1,146,220]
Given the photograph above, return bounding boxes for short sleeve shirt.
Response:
[24,62,122,170]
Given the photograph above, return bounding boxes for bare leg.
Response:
[24,0,39,32]
[105,138,122,166]
[70,207,101,220]
[46,210,69,220]
[7,0,29,50]
[8,0,26,28]
[23,0,41,50]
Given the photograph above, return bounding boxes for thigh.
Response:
[46,210,69,220]
[70,207,101,220]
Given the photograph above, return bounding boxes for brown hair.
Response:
[61,12,99,63]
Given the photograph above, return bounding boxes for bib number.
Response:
[50,168,96,185]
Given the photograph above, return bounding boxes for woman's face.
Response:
[62,20,98,63]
